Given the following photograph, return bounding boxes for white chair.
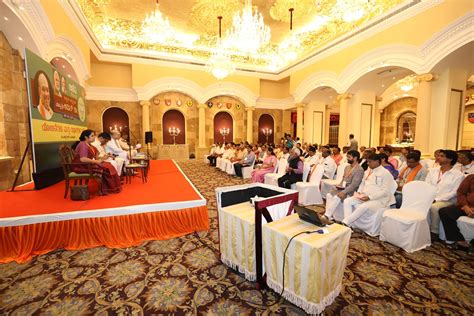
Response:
[241,160,256,179]
[320,163,348,197]
[264,159,287,187]
[351,179,398,236]
[439,216,474,243]
[379,181,437,252]
[290,163,311,190]
[421,159,434,169]
[296,165,325,205]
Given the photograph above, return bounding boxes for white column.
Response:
[198,104,206,148]
[373,96,382,147]
[296,103,305,141]
[414,73,437,155]
[140,100,150,144]
[337,93,352,149]
[246,106,255,143]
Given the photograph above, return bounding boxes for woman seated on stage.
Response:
[73,129,121,195]
[251,146,278,183]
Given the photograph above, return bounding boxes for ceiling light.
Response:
[397,75,418,92]
[3,17,8,21]
[62,65,66,68]
[67,74,71,78]
[381,84,385,88]
[18,37,23,41]
[141,0,174,45]
[207,16,235,80]
[392,76,396,80]
[335,0,367,23]
[19,6,24,11]
[225,0,271,54]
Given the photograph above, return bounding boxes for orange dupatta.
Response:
[399,163,423,183]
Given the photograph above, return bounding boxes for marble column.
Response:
[337,93,352,149]
[296,103,305,141]
[414,73,437,154]
[198,104,207,148]
[246,106,255,143]
[140,100,150,144]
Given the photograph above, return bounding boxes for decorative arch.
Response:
[202,82,257,107]
[258,114,275,144]
[397,110,416,143]
[102,107,130,140]
[135,77,203,103]
[214,111,234,143]
[162,109,186,144]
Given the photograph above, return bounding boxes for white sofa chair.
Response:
[350,179,398,236]
[296,165,325,205]
[379,181,437,252]
[320,162,348,197]
[264,158,287,187]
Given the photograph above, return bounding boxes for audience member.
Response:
[360,149,372,171]
[380,153,399,179]
[384,147,398,169]
[320,146,337,179]
[425,150,464,235]
[278,148,303,189]
[234,145,256,177]
[394,150,428,207]
[332,147,343,166]
[251,147,278,183]
[455,150,474,175]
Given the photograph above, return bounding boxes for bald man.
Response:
[37,73,54,120]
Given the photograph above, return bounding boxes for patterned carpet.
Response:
[0,160,473,315]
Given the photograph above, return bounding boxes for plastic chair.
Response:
[379,181,437,252]
[296,165,325,205]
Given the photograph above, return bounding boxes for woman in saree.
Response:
[251,147,278,183]
[73,130,121,195]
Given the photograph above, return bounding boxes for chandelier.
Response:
[333,0,370,23]
[397,75,418,92]
[206,16,235,80]
[226,0,271,54]
[141,0,174,45]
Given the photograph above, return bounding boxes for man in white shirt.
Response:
[92,132,124,175]
[218,143,235,171]
[106,131,129,164]
[455,150,474,175]
[425,150,464,234]
[342,153,395,227]
[304,146,319,166]
[320,146,337,179]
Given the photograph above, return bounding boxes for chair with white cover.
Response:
[264,159,287,187]
[379,181,437,252]
[320,162,348,197]
[457,216,474,242]
[421,159,434,169]
[296,164,325,205]
[290,163,311,190]
[241,160,256,179]
[350,179,398,236]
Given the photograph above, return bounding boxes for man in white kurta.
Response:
[342,153,395,227]
[92,132,125,176]
[320,146,337,179]
[425,150,464,234]
[106,131,129,164]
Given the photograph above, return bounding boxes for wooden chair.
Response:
[59,145,102,198]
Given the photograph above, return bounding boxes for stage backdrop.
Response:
[25,49,87,174]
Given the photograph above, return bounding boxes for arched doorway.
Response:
[214,112,233,143]
[258,114,275,144]
[102,107,130,140]
[162,109,186,144]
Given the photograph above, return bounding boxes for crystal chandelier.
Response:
[206,16,235,80]
[141,0,174,45]
[397,75,418,92]
[334,0,370,23]
[226,0,271,54]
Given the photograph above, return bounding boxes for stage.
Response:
[0,160,209,263]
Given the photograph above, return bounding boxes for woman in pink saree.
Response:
[251,147,278,183]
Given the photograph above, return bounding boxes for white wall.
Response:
[347,90,376,147]
[304,101,326,144]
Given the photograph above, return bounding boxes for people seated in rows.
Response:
[324,150,365,221]
[360,149,371,171]
[73,130,121,195]
[224,144,246,174]
[439,174,474,251]
[342,153,395,227]
[107,130,130,164]
[304,145,319,166]
[278,146,290,160]
[383,147,399,169]
[394,150,428,208]
[278,148,303,189]
[425,150,464,235]
[320,146,337,179]
[251,146,278,183]
[455,150,474,175]
[380,153,399,179]
[332,146,343,166]
[92,132,125,176]
[220,143,237,171]
[207,143,224,166]
[234,145,256,177]
[257,144,267,163]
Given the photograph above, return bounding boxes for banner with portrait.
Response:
[25,49,87,173]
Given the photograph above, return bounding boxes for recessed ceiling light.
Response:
[19,6,24,10]
[392,76,396,80]
[67,74,71,78]
[3,17,8,21]
[55,58,59,61]
[381,84,385,88]
[62,65,66,68]
[329,96,333,99]
[393,95,398,99]
[18,37,23,41]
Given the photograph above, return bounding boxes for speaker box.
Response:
[145,131,153,144]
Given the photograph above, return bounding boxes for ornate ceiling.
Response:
[73,0,415,73]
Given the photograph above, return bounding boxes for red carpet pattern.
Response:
[0,160,473,315]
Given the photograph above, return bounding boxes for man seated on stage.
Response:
[439,174,474,251]
[106,131,130,164]
[394,150,428,207]
[320,146,337,179]
[92,132,125,176]
[234,145,257,177]
[324,150,364,221]
[425,150,464,235]
[278,148,304,189]
[118,133,141,156]
[342,153,395,227]
[455,150,474,175]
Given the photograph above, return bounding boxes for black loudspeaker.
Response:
[145,131,153,144]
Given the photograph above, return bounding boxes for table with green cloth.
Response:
[262,214,351,315]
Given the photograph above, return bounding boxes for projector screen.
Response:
[25,48,87,174]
